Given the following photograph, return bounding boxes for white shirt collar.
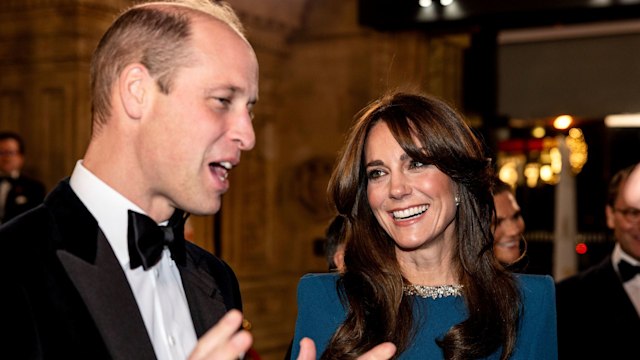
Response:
[69,160,145,268]
[612,242,640,272]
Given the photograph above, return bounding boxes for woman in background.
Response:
[491,178,528,272]
[290,91,556,359]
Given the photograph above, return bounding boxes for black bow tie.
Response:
[618,259,640,282]
[127,209,189,270]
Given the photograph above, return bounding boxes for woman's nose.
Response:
[389,173,411,199]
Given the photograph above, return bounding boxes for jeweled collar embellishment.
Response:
[403,284,464,299]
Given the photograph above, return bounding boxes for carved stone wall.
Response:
[0,1,128,190]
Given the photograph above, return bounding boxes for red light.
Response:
[575,243,588,255]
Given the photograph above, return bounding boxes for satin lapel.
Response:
[57,230,156,360]
[595,258,640,322]
[179,254,228,337]
[48,180,156,359]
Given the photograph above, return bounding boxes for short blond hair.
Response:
[90,0,246,126]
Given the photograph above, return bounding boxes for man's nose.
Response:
[231,110,255,151]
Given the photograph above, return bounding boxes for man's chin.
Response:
[185,200,221,216]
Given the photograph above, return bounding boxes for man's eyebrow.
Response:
[204,86,238,95]
[204,86,257,104]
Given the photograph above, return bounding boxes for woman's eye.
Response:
[217,98,231,105]
[367,169,385,180]
[409,160,424,169]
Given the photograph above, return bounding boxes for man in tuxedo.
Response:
[1,1,257,359]
[556,164,640,359]
[0,131,46,225]
[626,163,640,206]
[0,2,396,360]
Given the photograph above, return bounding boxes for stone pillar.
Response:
[553,135,578,281]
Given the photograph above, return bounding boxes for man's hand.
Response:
[189,309,252,360]
[296,337,396,360]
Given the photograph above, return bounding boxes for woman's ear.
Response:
[119,64,149,120]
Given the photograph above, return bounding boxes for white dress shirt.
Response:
[69,160,197,360]
[612,243,640,316]
[0,170,18,223]
[0,177,11,221]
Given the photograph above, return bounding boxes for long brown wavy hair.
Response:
[323,91,521,360]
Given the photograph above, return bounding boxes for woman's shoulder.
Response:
[513,273,554,290]
[513,273,556,304]
[292,273,345,359]
[300,272,340,282]
[511,275,558,359]
[298,273,344,320]
[297,272,341,297]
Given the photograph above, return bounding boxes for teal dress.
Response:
[290,273,557,359]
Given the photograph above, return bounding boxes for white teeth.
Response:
[211,162,231,181]
[393,205,428,220]
[496,240,518,248]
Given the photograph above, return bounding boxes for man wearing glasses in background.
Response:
[0,131,46,225]
[556,163,640,359]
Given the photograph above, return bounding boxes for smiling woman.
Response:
[364,121,459,253]
[289,91,558,360]
[491,178,527,270]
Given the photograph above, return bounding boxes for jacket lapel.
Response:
[593,257,640,323]
[179,252,229,337]
[48,180,156,359]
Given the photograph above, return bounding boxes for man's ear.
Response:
[119,64,150,120]
[605,205,615,229]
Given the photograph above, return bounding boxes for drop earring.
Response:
[455,195,460,206]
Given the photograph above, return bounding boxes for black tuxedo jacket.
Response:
[1,174,46,223]
[1,179,242,359]
[555,255,640,360]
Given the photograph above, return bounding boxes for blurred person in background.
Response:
[325,215,346,272]
[0,131,46,225]
[556,163,640,359]
[492,178,527,271]
[625,162,640,207]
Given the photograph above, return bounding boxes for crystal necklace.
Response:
[403,284,464,299]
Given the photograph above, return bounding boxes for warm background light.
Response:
[540,164,553,182]
[553,115,573,130]
[566,128,588,174]
[499,161,519,187]
[532,126,546,138]
[524,163,540,188]
[604,113,640,127]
